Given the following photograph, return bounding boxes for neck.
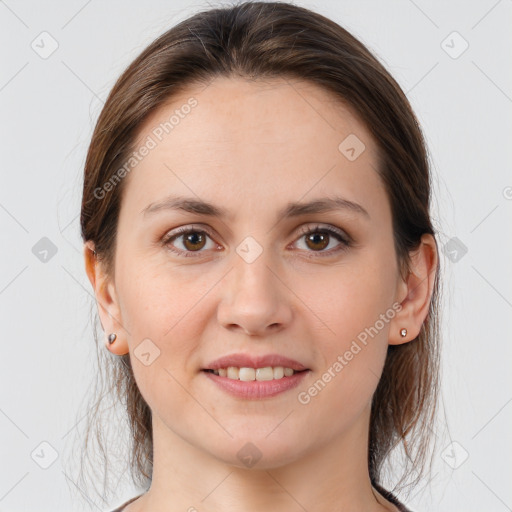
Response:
[135,404,395,512]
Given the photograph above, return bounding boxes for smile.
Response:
[202,368,310,399]
[203,366,303,381]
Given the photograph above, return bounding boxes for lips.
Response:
[203,353,309,372]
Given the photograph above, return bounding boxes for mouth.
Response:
[201,366,310,399]
[202,366,309,381]
[201,353,310,398]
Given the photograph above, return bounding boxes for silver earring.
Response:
[108,333,117,344]
[400,328,407,338]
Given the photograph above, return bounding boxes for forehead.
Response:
[135,76,374,155]
[121,76,386,222]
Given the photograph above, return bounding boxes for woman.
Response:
[80,2,440,511]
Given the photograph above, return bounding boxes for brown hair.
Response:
[78,0,440,501]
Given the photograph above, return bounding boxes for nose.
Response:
[217,247,293,337]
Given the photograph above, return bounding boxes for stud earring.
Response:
[108,333,117,344]
[400,328,407,338]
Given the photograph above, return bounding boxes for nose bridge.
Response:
[232,234,278,301]
[217,234,291,335]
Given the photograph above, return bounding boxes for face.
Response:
[106,76,406,468]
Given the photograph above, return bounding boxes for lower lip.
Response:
[202,370,310,399]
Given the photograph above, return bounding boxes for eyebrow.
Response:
[141,195,370,220]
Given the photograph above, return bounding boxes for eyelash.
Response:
[161,224,352,259]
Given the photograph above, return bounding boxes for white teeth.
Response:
[255,367,273,381]
[227,366,239,379]
[209,366,299,381]
[273,366,284,379]
[239,367,255,381]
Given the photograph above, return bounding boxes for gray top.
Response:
[109,494,142,512]
[109,488,412,512]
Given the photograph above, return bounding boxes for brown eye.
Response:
[295,224,351,257]
[304,231,330,251]
[163,227,217,257]
[181,231,207,251]
[162,224,351,259]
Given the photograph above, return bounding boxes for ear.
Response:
[388,233,438,345]
[83,241,129,355]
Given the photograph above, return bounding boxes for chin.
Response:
[208,434,306,470]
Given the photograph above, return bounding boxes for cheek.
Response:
[305,257,396,398]
[117,255,206,337]
[117,265,211,417]
[302,254,396,341]
[116,258,222,386]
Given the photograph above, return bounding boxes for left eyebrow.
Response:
[140,195,370,221]
[278,196,370,220]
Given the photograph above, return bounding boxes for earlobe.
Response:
[83,241,130,356]
[104,331,129,356]
[389,234,438,345]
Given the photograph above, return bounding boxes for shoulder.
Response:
[108,494,143,512]
[373,482,413,512]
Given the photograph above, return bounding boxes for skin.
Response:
[84,76,437,512]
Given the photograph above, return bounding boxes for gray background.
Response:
[1,0,511,511]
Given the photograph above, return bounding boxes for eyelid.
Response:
[161,222,352,257]
[161,224,220,256]
[294,223,352,244]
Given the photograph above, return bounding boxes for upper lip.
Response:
[203,353,309,371]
